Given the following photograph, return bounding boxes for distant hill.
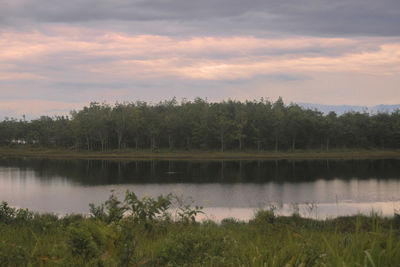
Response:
[299,103,400,115]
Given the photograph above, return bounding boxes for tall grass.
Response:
[0,195,399,266]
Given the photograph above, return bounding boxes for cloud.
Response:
[1,0,400,36]
[2,29,399,84]
[0,27,399,115]
[0,99,87,119]
[0,0,399,119]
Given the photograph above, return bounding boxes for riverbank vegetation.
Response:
[1,98,400,153]
[1,192,400,266]
[0,146,399,160]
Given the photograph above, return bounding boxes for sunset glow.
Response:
[1,0,399,117]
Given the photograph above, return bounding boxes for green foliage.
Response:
[125,191,172,222]
[160,227,238,266]
[67,219,111,266]
[251,209,275,225]
[0,201,16,223]
[0,201,34,224]
[173,195,204,223]
[89,190,204,228]
[89,191,127,224]
[0,241,30,267]
[2,98,400,152]
[104,192,126,223]
[68,224,99,258]
[393,212,400,229]
[88,203,106,221]
[114,219,139,266]
[1,196,400,266]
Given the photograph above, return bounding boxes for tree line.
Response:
[0,98,399,152]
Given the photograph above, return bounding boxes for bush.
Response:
[89,192,127,224]
[0,202,34,224]
[0,241,30,266]
[67,220,109,260]
[125,191,172,223]
[250,209,275,225]
[160,228,238,265]
[0,202,16,223]
[174,195,204,224]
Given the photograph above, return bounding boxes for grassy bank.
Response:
[0,146,400,160]
[1,195,400,266]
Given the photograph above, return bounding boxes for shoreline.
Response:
[0,147,399,160]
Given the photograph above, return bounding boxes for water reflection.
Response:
[0,158,399,184]
[0,158,399,220]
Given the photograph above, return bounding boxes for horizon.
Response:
[1,98,399,121]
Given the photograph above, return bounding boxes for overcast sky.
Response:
[1,0,400,118]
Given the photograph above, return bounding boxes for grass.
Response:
[0,146,400,160]
[1,210,400,266]
[1,194,400,266]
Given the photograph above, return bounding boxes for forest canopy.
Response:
[1,98,399,152]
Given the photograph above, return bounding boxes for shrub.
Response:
[0,202,34,224]
[67,220,109,260]
[125,191,172,222]
[0,202,16,223]
[0,241,30,266]
[174,195,204,224]
[89,192,127,224]
[68,225,98,258]
[160,228,238,265]
[250,209,275,225]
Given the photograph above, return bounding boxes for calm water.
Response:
[0,158,399,221]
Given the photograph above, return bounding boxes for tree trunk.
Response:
[150,136,156,151]
[99,133,105,152]
[75,139,80,151]
[220,133,224,152]
[292,137,295,152]
[86,136,90,151]
[320,137,323,152]
[186,137,191,150]
[239,137,242,151]
[275,136,279,152]
[117,132,122,150]
[100,139,104,152]
[168,134,173,150]
[326,137,330,152]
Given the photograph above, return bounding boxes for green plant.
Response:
[160,228,238,265]
[89,202,106,221]
[251,209,275,225]
[68,220,109,260]
[105,192,127,224]
[89,191,127,224]
[0,202,34,224]
[125,191,172,222]
[0,202,16,223]
[174,195,204,223]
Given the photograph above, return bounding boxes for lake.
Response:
[0,157,399,221]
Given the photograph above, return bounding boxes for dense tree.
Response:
[0,98,399,151]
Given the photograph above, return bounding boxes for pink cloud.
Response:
[2,28,400,83]
[0,100,87,118]
[0,27,399,108]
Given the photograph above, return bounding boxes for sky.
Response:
[1,0,400,118]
